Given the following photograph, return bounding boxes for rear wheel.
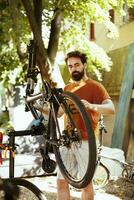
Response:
[51,91,96,189]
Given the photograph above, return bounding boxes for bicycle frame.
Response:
[24,43,78,147]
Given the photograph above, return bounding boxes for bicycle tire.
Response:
[93,162,110,189]
[122,168,129,179]
[51,91,96,189]
[4,178,47,200]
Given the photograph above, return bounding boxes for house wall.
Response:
[103,96,134,161]
[103,97,117,147]
[100,44,134,161]
[95,19,134,52]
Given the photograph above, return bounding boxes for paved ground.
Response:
[27,175,122,200]
[1,153,133,199]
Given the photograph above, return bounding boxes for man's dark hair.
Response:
[65,51,87,64]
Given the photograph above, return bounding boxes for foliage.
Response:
[0,0,30,86]
[127,0,134,7]
[0,0,134,87]
[0,110,12,133]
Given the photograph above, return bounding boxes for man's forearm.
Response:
[81,99,115,115]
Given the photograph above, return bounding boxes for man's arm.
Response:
[34,101,64,117]
[34,98,115,117]
[81,99,115,115]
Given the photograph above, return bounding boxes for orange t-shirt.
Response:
[64,79,110,139]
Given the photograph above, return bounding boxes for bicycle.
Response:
[121,160,134,181]
[93,115,134,189]
[24,39,97,189]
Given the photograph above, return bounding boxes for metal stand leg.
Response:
[9,132,15,178]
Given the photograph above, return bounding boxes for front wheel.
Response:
[51,91,96,189]
[93,162,110,189]
[4,178,47,200]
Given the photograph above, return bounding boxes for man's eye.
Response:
[68,65,72,69]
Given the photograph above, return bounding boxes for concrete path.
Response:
[0,153,122,199]
[28,176,121,200]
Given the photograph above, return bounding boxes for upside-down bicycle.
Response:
[0,39,97,199]
[23,39,97,189]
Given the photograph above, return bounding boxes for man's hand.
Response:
[81,99,97,111]
[33,101,50,115]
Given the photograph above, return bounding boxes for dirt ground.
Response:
[103,177,134,200]
[43,176,134,200]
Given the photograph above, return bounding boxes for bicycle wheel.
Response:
[4,178,47,200]
[93,162,110,189]
[51,91,96,189]
[122,168,129,179]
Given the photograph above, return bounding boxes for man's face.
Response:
[67,57,85,81]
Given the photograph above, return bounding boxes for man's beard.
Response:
[71,70,84,81]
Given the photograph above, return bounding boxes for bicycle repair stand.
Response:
[8,129,43,178]
[7,124,56,179]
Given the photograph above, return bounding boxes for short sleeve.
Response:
[92,82,111,104]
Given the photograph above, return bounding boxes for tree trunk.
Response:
[21,0,63,87]
[47,9,63,65]
[33,0,42,35]
[21,0,52,83]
